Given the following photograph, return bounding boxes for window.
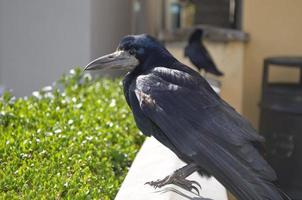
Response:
[192,0,242,29]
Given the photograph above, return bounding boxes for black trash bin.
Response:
[259,57,302,199]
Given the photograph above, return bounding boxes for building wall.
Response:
[90,0,131,59]
[242,0,302,127]
[131,0,163,36]
[0,0,91,97]
[0,0,131,97]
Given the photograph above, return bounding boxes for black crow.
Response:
[85,34,290,200]
[185,29,224,76]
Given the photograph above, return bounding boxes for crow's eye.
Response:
[129,48,136,55]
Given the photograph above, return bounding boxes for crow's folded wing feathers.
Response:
[199,44,216,65]
[134,67,283,200]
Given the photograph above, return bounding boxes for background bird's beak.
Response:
[84,50,139,71]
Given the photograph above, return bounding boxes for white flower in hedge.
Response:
[42,86,52,92]
[109,99,116,107]
[32,91,42,99]
[54,129,62,134]
[70,68,76,75]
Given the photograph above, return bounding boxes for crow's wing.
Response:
[134,67,283,200]
[198,43,224,76]
[185,42,223,76]
[186,42,216,71]
[199,43,216,67]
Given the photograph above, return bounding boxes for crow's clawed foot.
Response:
[145,173,201,195]
[145,175,169,188]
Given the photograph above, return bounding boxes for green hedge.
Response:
[0,69,144,199]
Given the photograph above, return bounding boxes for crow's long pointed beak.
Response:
[84,50,139,71]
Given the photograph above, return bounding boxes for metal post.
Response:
[262,59,270,95]
[300,66,302,85]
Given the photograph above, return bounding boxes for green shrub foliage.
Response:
[0,68,144,199]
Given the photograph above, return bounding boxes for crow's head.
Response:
[85,34,176,73]
[188,28,204,44]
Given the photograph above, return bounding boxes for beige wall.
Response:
[204,40,245,113]
[242,0,302,127]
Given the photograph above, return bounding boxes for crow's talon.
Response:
[189,184,199,195]
[173,178,201,195]
[191,180,202,189]
[145,175,170,188]
[145,175,201,195]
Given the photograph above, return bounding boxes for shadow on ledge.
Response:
[155,186,213,200]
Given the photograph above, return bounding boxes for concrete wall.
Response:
[0,0,91,97]
[242,0,302,127]
[0,0,131,97]
[90,0,131,60]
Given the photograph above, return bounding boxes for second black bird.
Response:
[185,29,224,76]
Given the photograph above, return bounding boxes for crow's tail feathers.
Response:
[210,67,224,76]
[276,186,292,200]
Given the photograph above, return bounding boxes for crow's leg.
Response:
[145,163,201,194]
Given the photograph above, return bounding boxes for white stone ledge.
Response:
[115,137,228,200]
